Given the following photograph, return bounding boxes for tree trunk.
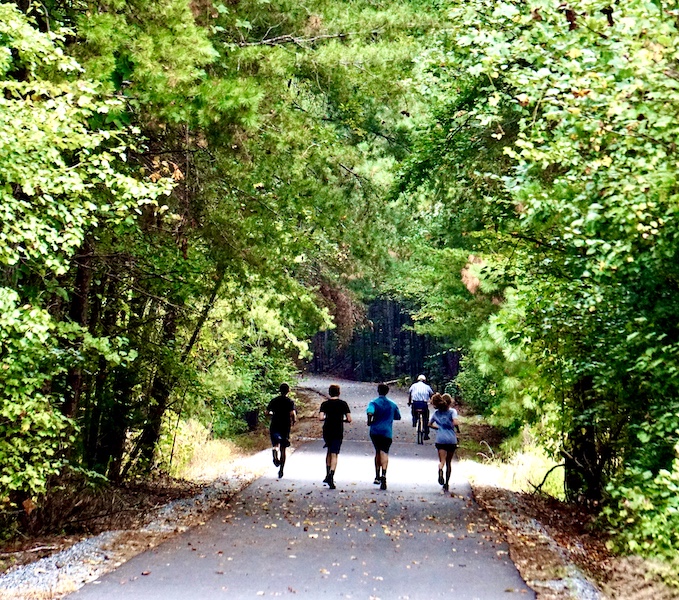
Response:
[564,376,603,503]
[62,239,93,418]
[101,367,136,482]
[181,267,225,363]
[135,307,178,470]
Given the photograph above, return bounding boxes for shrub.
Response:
[453,363,496,413]
[604,405,679,567]
[0,290,72,512]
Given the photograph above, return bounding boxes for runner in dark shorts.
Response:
[267,383,296,478]
[429,393,459,492]
[319,384,352,490]
[366,383,401,490]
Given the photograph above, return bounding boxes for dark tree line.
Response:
[310,299,460,387]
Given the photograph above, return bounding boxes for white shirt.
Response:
[409,381,433,404]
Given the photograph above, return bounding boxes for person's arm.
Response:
[319,411,326,422]
[345,413,352,423]
[394,406,401,421]
[407,390,412,407]
[367,404,374,425]
[290,409,297,426]
[429,416,438,429]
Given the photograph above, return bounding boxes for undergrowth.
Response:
[458,413,565,499]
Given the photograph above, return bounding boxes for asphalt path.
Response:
[68,377,535,599]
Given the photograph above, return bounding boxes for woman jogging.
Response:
[429,393,459,492]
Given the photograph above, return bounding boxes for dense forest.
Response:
[310,298,461,384]
[2,0,679,575]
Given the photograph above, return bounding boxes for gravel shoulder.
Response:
[0,451,272,600]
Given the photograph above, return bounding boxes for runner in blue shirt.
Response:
[366,383,401,490]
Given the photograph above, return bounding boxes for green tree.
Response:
[2,0,448,529]
[395,0,679,559]
[0,3,169,510]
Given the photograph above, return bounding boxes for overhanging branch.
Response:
[236,31,364,48]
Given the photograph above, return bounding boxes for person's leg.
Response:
[379,450,389,490]
[380,450,389,473]
[437,448,446,485]
[444,449,454,490]
[411,405,416,426]
[374,450,382,482]
[278,445,287,478]
[424,406,430,438]
[328,452,338,489]
[271,432,281,466]
[323,449,332,483]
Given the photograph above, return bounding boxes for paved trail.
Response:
[68,377,534,599]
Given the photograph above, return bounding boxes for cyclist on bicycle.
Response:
[408,374,433,440]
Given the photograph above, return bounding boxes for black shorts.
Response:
[270,430,291,449]
[370,434,393,454]
[435,443,458,453]
[323,437,343,454]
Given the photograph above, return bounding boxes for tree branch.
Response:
[236,31,362,48]
[339,163,368,183]
[530,463,566,495]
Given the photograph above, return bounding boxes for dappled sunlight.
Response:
[260,441,468,492]
[179,439,243,481]
[459,452,564,500]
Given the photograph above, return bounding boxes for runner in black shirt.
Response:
[267,383,296,478]
[319,384,352,489]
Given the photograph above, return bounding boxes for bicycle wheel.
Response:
[416,412,424,445]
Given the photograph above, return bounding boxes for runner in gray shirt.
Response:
[429,393,459,492]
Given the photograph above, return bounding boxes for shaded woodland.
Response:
[310,299,460,386]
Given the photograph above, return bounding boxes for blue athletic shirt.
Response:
[367,395,402,438]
